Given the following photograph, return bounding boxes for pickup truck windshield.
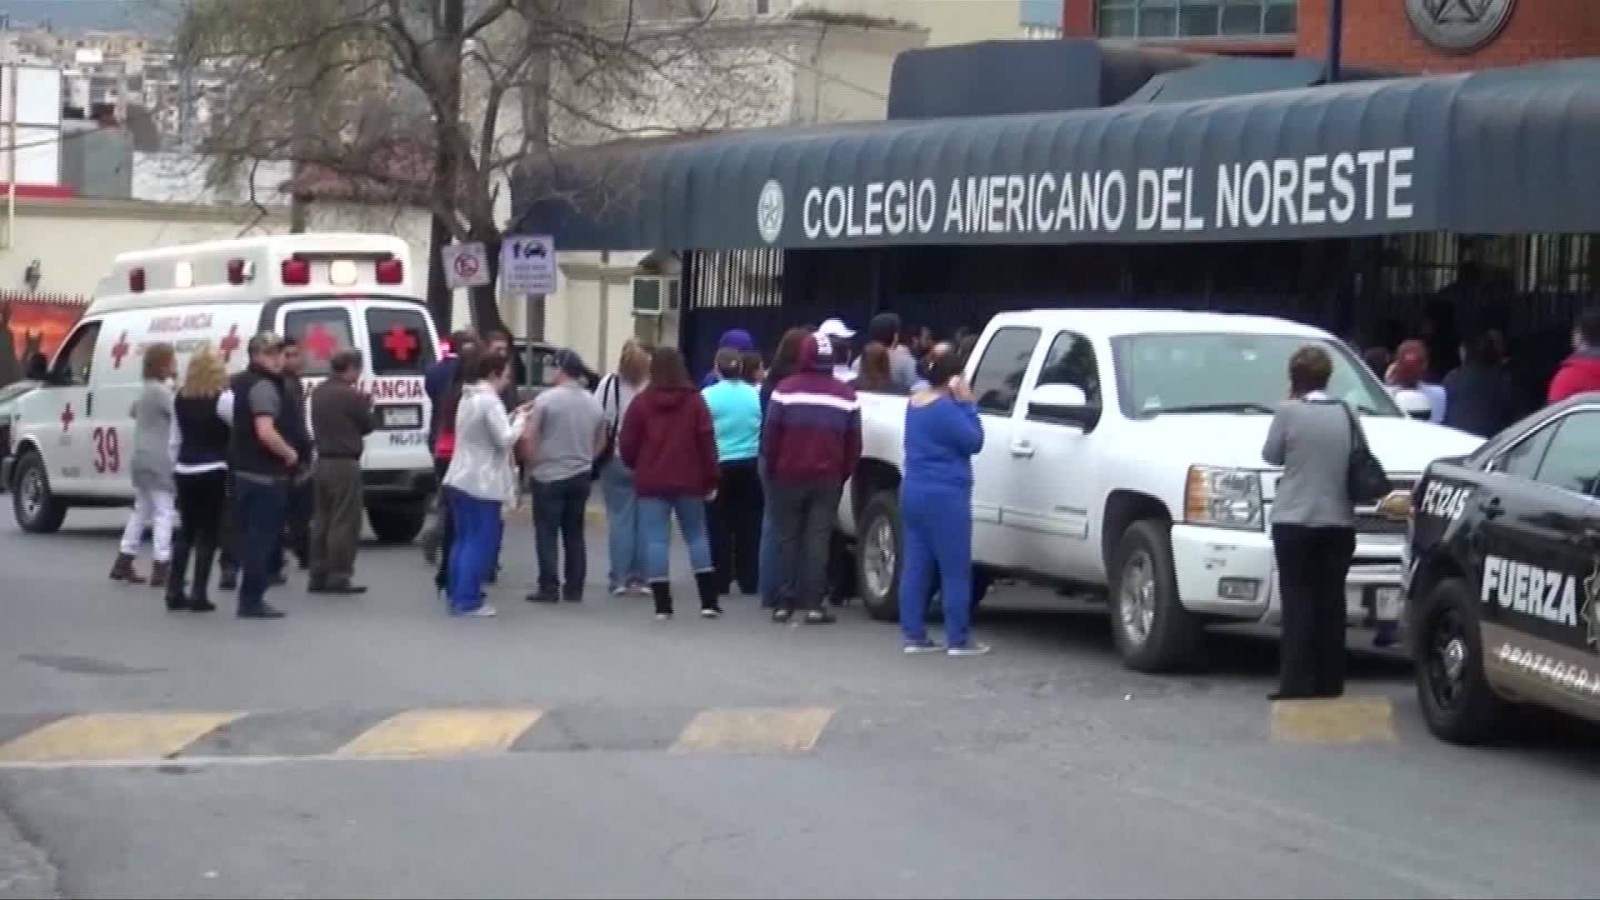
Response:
[1112,332,1400,420]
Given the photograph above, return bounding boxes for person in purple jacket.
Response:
[898,351,988,656]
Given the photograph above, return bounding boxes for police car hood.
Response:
[1139,413,1485,476]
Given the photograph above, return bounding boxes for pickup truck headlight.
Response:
[1184,465,1263,531]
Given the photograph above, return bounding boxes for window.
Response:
[52,321,100,386]
[1497,425,1554,481]
[366,308,436,377]
[1111,332,1396,420]
[1532,412,1600,497]
[1035,331,1102,405]
[970,327,1040,416]
[1098,0,1297,38]
[282,308,354,378]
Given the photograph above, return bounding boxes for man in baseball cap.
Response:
[526,346,606,604]
[816,318,857,381]
[225,329,298,618]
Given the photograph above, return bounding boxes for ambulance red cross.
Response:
[2,233,443,543]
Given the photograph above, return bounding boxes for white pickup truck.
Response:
[838,309,1485,672]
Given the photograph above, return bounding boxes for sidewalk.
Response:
[0,806,58,900]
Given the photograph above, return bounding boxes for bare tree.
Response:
[175,0,784,335]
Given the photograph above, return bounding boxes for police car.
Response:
[1,234,441,543]
[1405,393,1600,743]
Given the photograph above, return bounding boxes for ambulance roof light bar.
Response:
[281,258,311,286]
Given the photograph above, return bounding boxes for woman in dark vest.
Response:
[163,346,231,612]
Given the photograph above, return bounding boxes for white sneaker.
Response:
[946,642,990,657]
[700,607,722,619]
[461,604,497,618]
[655,612,673,621]
[611,585,630,597]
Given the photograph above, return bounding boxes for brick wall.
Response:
[1299,0,1600,73]
[1065,0,1600,73]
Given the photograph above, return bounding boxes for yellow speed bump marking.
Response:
[335,709,545,758]
[0,712,242,763]
[671,707,835,754]
[1270,696,1396,745]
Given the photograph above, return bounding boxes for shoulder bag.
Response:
[1340,402,1389,506]
[591,374,622,480]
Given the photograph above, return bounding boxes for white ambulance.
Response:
[2,233,441,543]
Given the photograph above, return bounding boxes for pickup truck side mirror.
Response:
[1027,383,1101,431]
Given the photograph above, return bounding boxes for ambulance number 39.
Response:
[92,426,121,474]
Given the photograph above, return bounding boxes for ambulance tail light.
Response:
[375,258,404,285]
[280,258,311,286]
[128,267,146,293]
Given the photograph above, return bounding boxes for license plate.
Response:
[379,404,422,430]
[1374,586,1403,620]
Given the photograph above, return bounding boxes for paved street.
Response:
[0,509,1598,899]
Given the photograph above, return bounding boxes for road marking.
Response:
[1270,696,1396,745]
[671,707,835,754]
[335,709,545,758]
[0,712,241,763]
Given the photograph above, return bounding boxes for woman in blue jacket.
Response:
[898,352,988,656]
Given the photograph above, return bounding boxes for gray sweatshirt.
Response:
[1261,396,1355,528]
[130,379,176,493]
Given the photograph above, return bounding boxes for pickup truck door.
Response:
[1005,329,1104,576]
[966,325,1042,570]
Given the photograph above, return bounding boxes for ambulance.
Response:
[1,233,441,543]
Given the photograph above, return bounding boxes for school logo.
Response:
[756,179,785,245]
[1405,0,1516,53]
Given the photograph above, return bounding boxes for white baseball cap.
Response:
[817,317,855,339]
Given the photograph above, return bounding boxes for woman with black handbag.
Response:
[1262,345,1383,701]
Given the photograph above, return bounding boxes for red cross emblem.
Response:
[382,323,418,362]
[109,331,131,369]
[303,323,339,361]
[218,324,241,364]
[59,403,74,432]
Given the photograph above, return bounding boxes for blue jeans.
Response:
[757,463,780,608]
[445,488,499,613]
[531,474,591,599]
[899,485,974,648]
[638,495,713,583]
[600,459,643,591]
[233,476,288,612]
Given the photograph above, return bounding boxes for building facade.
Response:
[1062,0,1600,71]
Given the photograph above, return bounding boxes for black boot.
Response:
[188,540,217,613]
[651,581,673,620]
[695,571,722,619]
[165,532,192,611]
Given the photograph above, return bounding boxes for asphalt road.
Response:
[1,507,1598,899]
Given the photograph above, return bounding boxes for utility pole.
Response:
[1326,0,1344,84]
[426,0,465,332]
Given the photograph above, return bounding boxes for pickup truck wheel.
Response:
[12,450,66,534]
[1111,521,1200,673]
[857,492,902,623]
[1414,578,1506,745]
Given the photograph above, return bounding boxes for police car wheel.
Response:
[11,450,66,534]
[1414,577,1506,745]
[1111,520,1201,673]
[366,504,426,545]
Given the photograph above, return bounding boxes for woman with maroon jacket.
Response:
[618,347,722,620]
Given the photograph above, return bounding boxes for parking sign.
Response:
[501,235,557,294]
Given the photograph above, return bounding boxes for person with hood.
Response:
[756,328,810,610]
[1548,309,1600,404]
[700,328,756,387]
[762,332,861,624]
[619,347,722,620]
[1442,332,1519,438]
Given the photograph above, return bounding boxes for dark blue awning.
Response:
[511,59,1600,251]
